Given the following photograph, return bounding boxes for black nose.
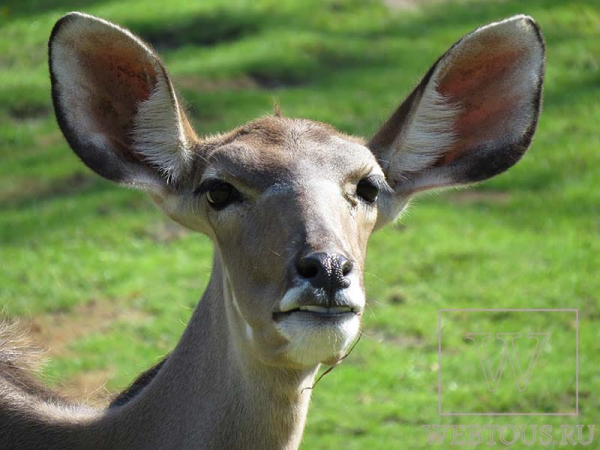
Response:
[296,252,354,293]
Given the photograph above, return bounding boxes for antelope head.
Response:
[49,13,545,371]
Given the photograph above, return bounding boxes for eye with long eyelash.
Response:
[356,176,385,204]
[195,179,241,210]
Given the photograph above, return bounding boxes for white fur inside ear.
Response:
[132,73,192,183]
[389,82,460,178]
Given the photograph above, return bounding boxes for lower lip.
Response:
[273,310,358,322]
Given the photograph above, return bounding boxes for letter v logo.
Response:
[466,332,550,392]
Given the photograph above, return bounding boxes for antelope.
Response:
[0,12,545,449]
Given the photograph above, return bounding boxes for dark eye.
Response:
[356,177,380,204]
[206,182,238,209]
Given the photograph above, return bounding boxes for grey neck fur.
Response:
[0,250,317,450]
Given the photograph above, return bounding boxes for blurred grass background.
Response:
[0,0,598,448]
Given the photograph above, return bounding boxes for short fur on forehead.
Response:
[206,116,364,151]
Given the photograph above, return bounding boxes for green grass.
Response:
[1,0,599,448]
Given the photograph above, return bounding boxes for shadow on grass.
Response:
[0,172,96,209]
[127,9,263,50]
[0,0,108,21]
[544,74,600,108]
[371,0,588,40]
[0,180,148,245]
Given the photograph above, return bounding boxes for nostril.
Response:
[341,258,353,276]
[296,257,319,279]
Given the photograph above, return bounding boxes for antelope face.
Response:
[49,13,545,369]
[183,118,386,368]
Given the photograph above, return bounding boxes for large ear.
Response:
[369,15,545,226]
[49,12,198,190]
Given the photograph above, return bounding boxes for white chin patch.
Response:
[275,280,365,367]
[276,313,361,367]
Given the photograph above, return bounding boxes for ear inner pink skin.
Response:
[85,49,156,156]
[438,50,523,99]
[435,48,533,166]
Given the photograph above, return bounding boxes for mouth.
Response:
[274,283,365,325]
[273,305,361,321]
